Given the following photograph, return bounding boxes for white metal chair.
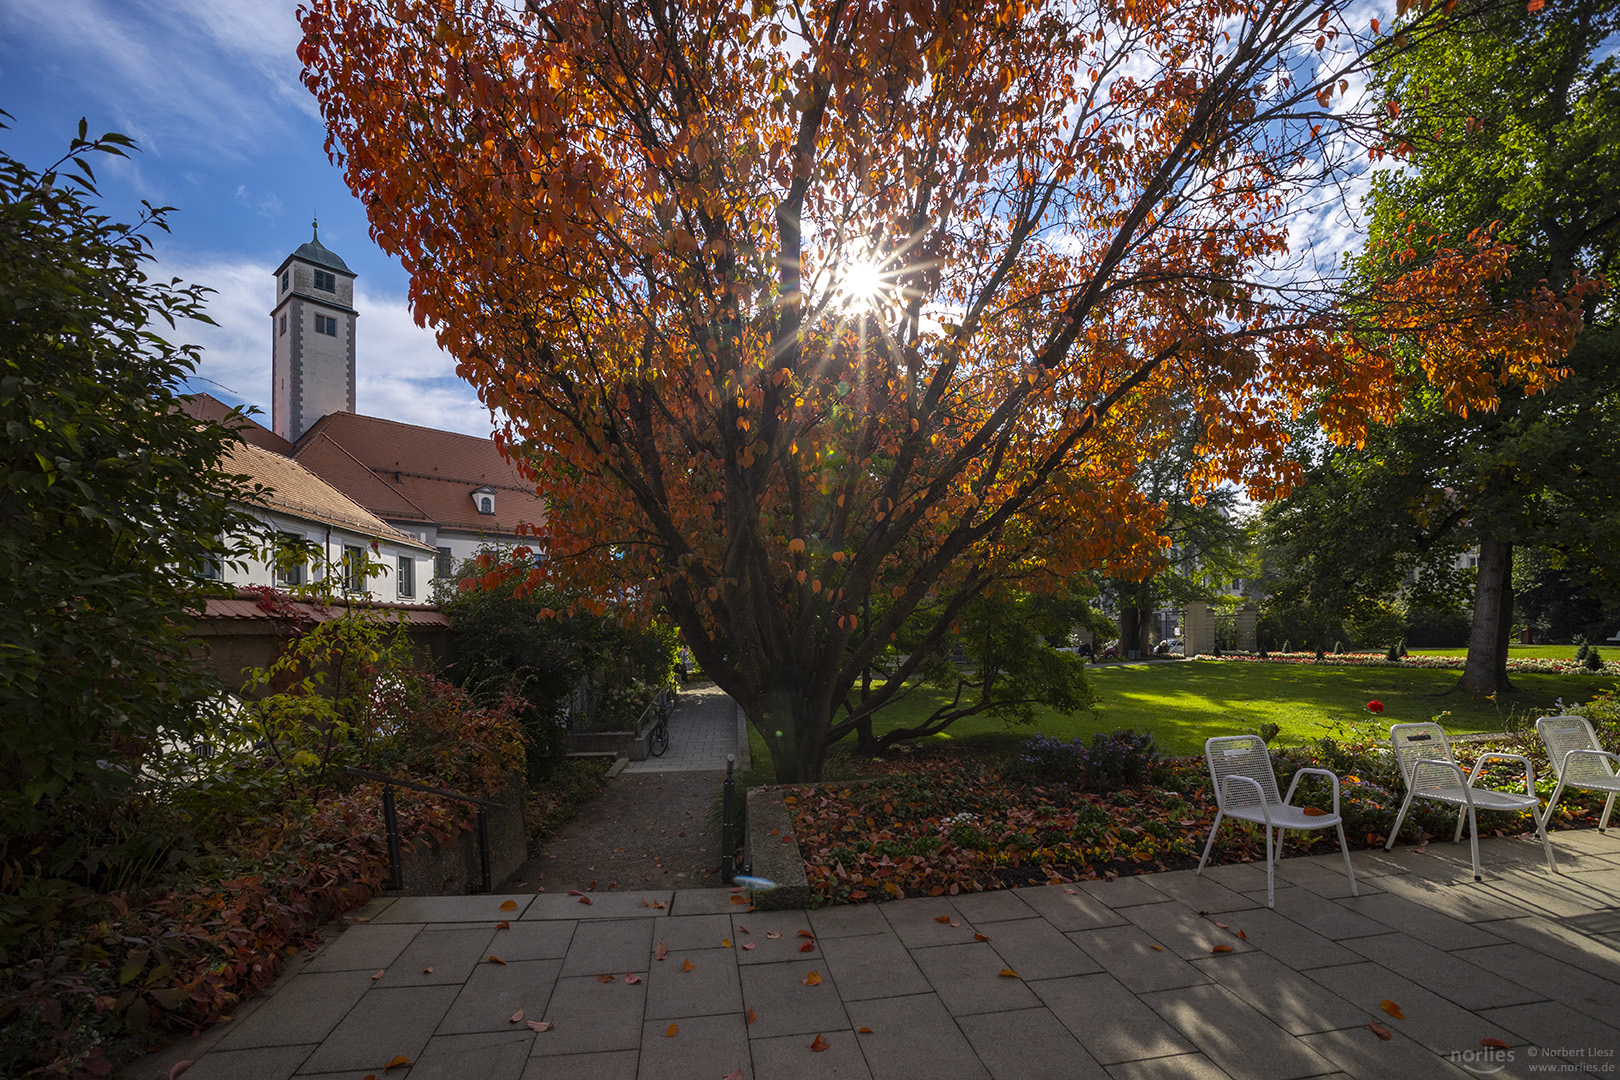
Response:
[1384,722,1557,878]
[1195,735,1357,908]
[1537,714,1620,835]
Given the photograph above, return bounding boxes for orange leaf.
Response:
[810,1033,830,1052]
[798,940,815,953]
[857,1027,873,1034]
[1149,945,1164,951]
[1527,0,1544,9]
[1237,930,1247,940]
[721,938,733,948]
[681,958,695,972]
[578,896,593,906]
[1369,1022,1393,1041]
[797,930,815,937]
[487,956,507,965]
[998,969,1020,978]
[1302,807,1328,816]
[1482,1037,1511,1048]
[803,970,823,986]
[385,1056,412,1070]
[499,900,518,911]
[729,894,749,905]
[495,921,510,930]
[973,934,991,942]
[664,1023,679,1037]
[1211,945,1233,954]
[934,915,951,924]
[598,974,616,983]
[509,1008,524,1023]
[1381,999,1406,1019]
[746,1008,758,1025]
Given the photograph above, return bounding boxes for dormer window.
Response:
[314,269,336,292]
[472,485,496,515]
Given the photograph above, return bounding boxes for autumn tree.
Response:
[1264,0,1618,692]
[299,0,1588,780]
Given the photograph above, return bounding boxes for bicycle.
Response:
[648,685,674,757]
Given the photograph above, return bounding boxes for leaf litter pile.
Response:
[784,757,1265,903]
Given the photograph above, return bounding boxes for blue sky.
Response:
[0,0,494,436]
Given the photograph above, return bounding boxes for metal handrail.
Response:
[343,766,500,893]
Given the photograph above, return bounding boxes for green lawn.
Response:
[849,659,1616,759]
[1407,645,1587,660]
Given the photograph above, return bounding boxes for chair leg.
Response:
[1196,812,1224,875]
[1453,806,1467,844]
[1265,823,1275,909]
[1386,790,1415,852]
[1544,779,1566,836]
[1533,805,1558,875]
[1602,792,1617,833]
[1467,804,1481,882]
[1336,822,1358,897]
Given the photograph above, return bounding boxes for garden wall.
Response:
[394,775,529,895]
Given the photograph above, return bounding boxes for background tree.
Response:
[1262,0,1619,690]
[300,0,1585,780]
[0,118,260,879]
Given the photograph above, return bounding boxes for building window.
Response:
[397,555,415,599]
[435,546,454,578]
[279,313,287,336]
[273,533,306,587]
[315,313,337,336]
[342,545,366,592]
[197,552,222,580]
[314,269,336,292]
[478,496,494,515]
[281,269,289,292]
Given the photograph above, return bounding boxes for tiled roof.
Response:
[293,411,546,537]
[198,592,449,626]
[225,440,434,551]
[180,393,293,455]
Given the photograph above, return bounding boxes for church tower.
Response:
[271,218,358,443]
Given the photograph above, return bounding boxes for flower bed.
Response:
[1192,651,1619,676]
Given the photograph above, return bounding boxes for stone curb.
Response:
[743,786,813,910]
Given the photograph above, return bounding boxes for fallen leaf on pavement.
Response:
[578,896,593,905]
[742,942,757,950]
[721,938,733,948]
[857,1027,873,1034]
[655,941,669,961]
[664,1024,679,1038]
[729,895,749,905]
[681,958,695,972]
[499,900,518,911]
[568,889,586,896]
[798,941,815,953]
[746,1009,758,1025]
[371,970,384,980]
[168,1062,193,1079]
[1211,945,1233,954]
[509,1009,524,1023]
[385,1055,412,1070]
[1482,1037,1511,1048]
[934,916,951,924]
[526,1021,552,1033]
[998,969,1019,978]
[797,930,815,938]
[598,974,616,983]
[1215,922,1228,929]
[1237,930,1247,940]
[765,931,782,939]
[739,926,749,934]
[1381,999,1406,1019]
[1369,1023,1393,1041]
[495,921,510,930]
[625,973,643,984]
[803,970,822,986]
[974,934,991,942]
[723,1070,744,1080]
[421,967,433,974]
[810,1034,830,1052]
[487,956,507,965]
[1149,945,1163,951]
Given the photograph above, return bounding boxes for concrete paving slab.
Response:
[1331,892,1509,952]
[1068,924,1214,993]
[374,927,495,987]
[911,941,1041,1015]
[1189,950,1373,1036]
[1141,869,1263,913]
[521,891,672,920]
[643,945,743,1019]
[737,958,849,1037]
[301,923,423,973]
[1454,941,1620,1022]
[957,1006,1109,1080]
[1298,1027,1474,1080]
[478,920,575,961]
[807,901,890,938]
[406,1030,531,1080]
[651,912,734,951]
[669,889,747,915]
[1080,875,1177,909]
[879,896,985,948]
[975,915,1102,980]
[818,931,933,1000]
[1014,883,1129,931]
[1031,972,1195,1065]
[211,970,376,1050]
[296,985,460,1074]
[1302,961,1493,1058]
[730,908,823,964]
[1141,982,1339,1080]
[842,993,992,1080]
[559,918,655,977]
[373,896,532,923]
[175,1044,314,1080]
[1261,886,1390,941]
[947,888,1039,923]
[1102,1051,1233,1080]
[1269,854,1377,898]
[1472,867,1620,919]
[1474,999,1620,1056]
[635,1013,752,1080]
[525,974,646,1057]
[1479,913,1620,981]
[1197,862,1273,892]
[436,958,562,1034]
[519,1049,637,1080]
[1120,902,1257,961]
[1373,870,1536,921]
[748,1029,871,1080]
[1343,932,1544,1012]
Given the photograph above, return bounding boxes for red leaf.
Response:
[857,1027,873,1033]
[1527,0,1544,10]
[568,889,586,896]
[797,930,815,937]
[1237,930,1247,940]
[723,1070,745,1080]
[810,1033,830,1052]
[509,1008,525,1023]
[1302,807,1329,817]
[578,896,593,905]
[746,1008,758,1025]
[742,942,757,950]
[168,1063,194,1080]
[798,940,816,953]
[371,970,384,980]
[526,1020,553,1032]
[1482,1037,1511,1048]
[495,921,510,930]
[933,916,951,924]
[655,941,669,961]
[1369,1022,1393,1041]
[625,973,642,984]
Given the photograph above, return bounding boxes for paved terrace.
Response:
[130,833,1620,1080]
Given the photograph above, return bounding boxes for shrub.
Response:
[1585,647,1604,673]
[1006,730,1161,792]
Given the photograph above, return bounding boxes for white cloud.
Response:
[167,255,497,438]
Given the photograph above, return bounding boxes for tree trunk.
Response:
[753,686,827,783]
[1459,536,1514,694]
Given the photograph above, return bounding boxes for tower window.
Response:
[279,313,287,336]
[315,314,337,336]
[281,270,289,292]
[314,270,336,292]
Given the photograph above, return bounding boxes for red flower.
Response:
[1367,700,1384,713]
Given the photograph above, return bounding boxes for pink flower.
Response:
[1367,700,1384,713]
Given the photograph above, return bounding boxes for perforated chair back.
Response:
[1537,715,1618,787]
[1389,722,1464,796]
[1205,735,1282,812]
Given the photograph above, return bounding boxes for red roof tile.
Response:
[180,393,293,455]
[199,592,449,626]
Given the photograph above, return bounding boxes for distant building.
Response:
[271,221,357,445]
